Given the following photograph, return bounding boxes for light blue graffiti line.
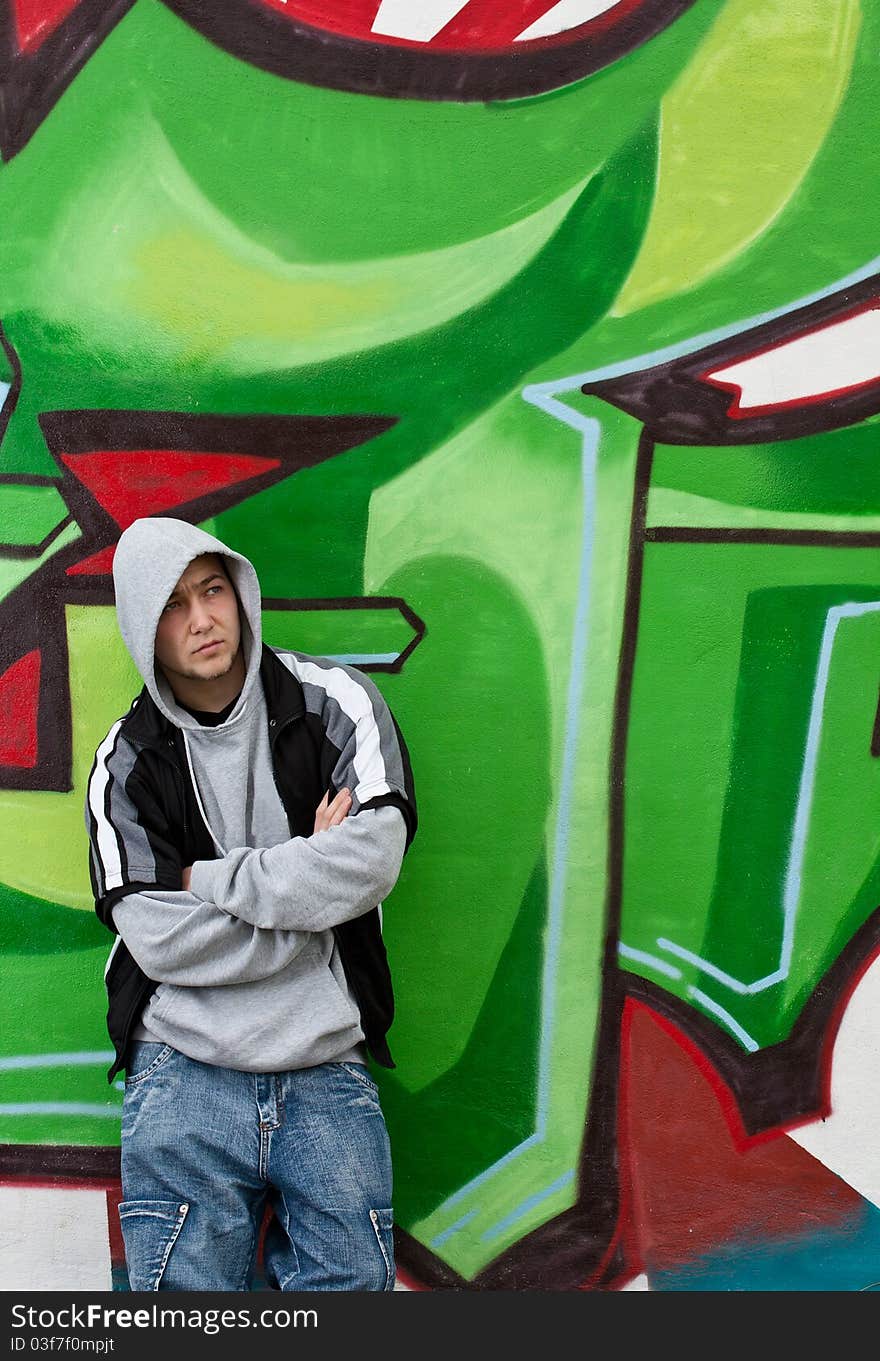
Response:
[523,254,880,400]
[428,405,602,1238]
[687,988,759,1052]
[439,1133,544,1216]
[537,415,600,1124]
[326,654,400,666]
[618,945,757,1046]
[430,1210,479,1250]
[0,382,9,412]
[422,253,880,1239]
[481,1170,577,1243]
[0,1104,120,1117]
[514,274,880,1073]
[779,600,880,970]
[0,1052,114,1071]
[618,943,682,981]
[658,601,880,999]
[655,937,757,995]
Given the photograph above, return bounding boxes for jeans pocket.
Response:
[337,1061,379,1094]
[118,1199,189,1291]
[124,1042,175,1086]
[369,1207,396,1291]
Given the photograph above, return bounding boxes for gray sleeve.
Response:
[111,888,313,986]
[188,805,406,932]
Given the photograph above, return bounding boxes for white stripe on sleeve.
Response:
[88,719,126,892]
[297,659,392,802]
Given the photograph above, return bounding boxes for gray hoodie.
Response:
[106,517,407,1072]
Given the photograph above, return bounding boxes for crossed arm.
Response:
[112,789,405,987]
[180,787,352,890]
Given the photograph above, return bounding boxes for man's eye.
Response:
[162,601,179,613]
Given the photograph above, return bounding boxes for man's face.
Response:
[154,553,242,694]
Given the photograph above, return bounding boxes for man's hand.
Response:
[180,789,351,888]
[314,787,352,834]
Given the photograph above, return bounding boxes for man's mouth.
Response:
[195,640,223,655]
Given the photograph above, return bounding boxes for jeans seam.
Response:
[125,1044,174,1086]
[119,1201,189,1292]
[337,1061,379,1093]
[153,1203,188,1291]
[120,1061,393,1289]
[273,1192,300,1290]
[238,1202,264,1292]
[370,1209,394,1291]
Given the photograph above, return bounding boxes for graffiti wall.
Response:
[1,0,879,1292]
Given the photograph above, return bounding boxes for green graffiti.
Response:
[2,0,879,1290]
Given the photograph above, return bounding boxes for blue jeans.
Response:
[119,1042,395,1291]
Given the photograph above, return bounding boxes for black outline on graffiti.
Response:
[0,0,136,160]
[0,321,21,443]
[454,431,657,1290]
[0,0,704,154]
[394,413,880,1288]
[583,273,880,446]
[0,406,427,792]
[4,409,880,1290]
[647,527,880,546]
[159,0,701,103]
[261,595,425,674]
[871,686,880,760]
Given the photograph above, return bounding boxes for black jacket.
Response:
[87,644,417,1082]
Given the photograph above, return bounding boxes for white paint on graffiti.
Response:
[426,254,880,1231]
[516,0,621,42]
[371,0,625,44]
[790,952,880,1211]
[0,1052,114,1070]
[371,0,470,42]
[0,1104,120,1117]
[704,305,880,413]
[522,255,880,390]
[0,1186,112,1290]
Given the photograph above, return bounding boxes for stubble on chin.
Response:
[189,649,239,683]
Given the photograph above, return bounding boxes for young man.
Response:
[85,516,416,1292]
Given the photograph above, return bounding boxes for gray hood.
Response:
[112,516,263,730]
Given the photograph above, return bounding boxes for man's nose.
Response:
[188,600,212,631]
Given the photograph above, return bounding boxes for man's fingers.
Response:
[313,788,351,833]
[327,788,352,825]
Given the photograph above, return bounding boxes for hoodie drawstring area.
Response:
[181,701,250,858]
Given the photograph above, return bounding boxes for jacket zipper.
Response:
[112,975,157,1082]
[268,712,302,833]
[124,734,193,846]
